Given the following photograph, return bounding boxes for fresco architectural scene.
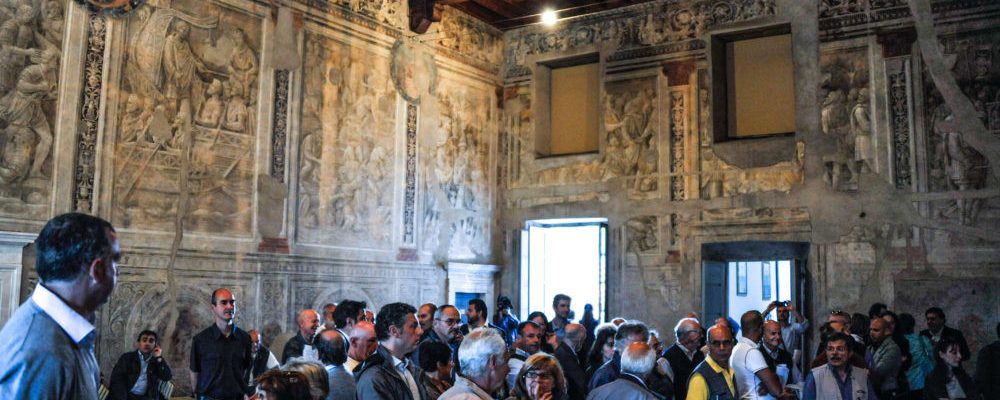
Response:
[0,0,996,396]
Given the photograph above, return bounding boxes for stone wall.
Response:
[497,0,1000,371]
[0,0,502,395]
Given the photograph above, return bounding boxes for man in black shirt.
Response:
[189,288,252,400]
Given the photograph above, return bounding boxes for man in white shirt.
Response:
[731,311,794,400]
[0,213,121,400]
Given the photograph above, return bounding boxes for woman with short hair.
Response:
[255,369,313,400]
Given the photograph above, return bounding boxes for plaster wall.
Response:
[497,0,1000,371]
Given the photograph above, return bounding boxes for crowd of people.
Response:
[0,214,998,400]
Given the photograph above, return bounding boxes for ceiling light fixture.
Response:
[541,9,558,26]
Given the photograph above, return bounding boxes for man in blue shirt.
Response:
[0,213,121,400]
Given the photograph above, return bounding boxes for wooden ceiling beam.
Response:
[469,0,527,20]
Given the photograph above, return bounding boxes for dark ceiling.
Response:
[441,0,656,30]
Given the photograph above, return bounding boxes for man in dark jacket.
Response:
[109,330,172,400]
[589,321,649,391]
[554,323,589,399]
[974,322,1000,400]
[920,307,971,361]
[357,302,428,400]
[245,329,278,388]
[662,318,704,399]
[282,309,320,363]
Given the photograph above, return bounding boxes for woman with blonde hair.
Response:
[506,353,567,400]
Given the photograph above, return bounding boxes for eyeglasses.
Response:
[436,318,460,326]
[524,371,554,380]
[709,340,734,347]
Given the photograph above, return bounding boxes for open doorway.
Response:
[520,218,608,322]
[701,242,809,329]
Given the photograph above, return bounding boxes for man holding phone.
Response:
[109,330,173,400]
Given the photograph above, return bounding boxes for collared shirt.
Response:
[686,356,736,400]
[130,351,151,395]
[442,376,494,399]
[190,324,252,398]
[780,320,808,352]
[676,342,698,361]
[392,355,421,400]
[732,336,772,400]
[344,356,360,373]
[32,284,95,345]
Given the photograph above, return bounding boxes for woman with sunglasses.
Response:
[506,353,567,400]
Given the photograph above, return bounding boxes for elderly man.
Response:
[687,324,737,400]
[763,301,808,355]
[802,332,876,400]
[439,328,509,400]
[589,321,650,391]
[662,317,705,398]
[283,309,321,363]
[346,321,377,373]
[0,213,120,400]
[731,311,792,400]
[868,318,901,399]
[413,304,463,371]
[356,303,427,400]
[507,321,542,389]
[190,288,253,400]
[760,321,799,384]
[554,323,589,399]
[245,329,278,388]
[587,342,660,400]
[109,330,172,400]
[315,328,356,400]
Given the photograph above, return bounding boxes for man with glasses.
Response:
[412,304,463,374]
[686,324,737,400]
[189,288,253,400]
[802,332,876,400]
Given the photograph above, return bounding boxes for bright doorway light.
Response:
[520,218,607,322]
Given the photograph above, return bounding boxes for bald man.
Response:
[555,323,590,399]
[190,288,253,399]
[282,309,320,363]
[345,321,377,373]
[868,317,901,398]
[246,329,279,387]
[760,321,799,384]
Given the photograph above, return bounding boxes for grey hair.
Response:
[458,327,507,378]
[282,358,329,400]
[674,317,701,338]
[614,320,650,351]
[620,343,656,376]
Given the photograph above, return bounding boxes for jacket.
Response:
[438,376,494,400]
[554,343,588,399]
[586,374,659,400]
[588,351,621,391]
[974,340,1000,400]
[357,344,428,400]
[109,351,173,400]
[924,363,981,400]
[868,338,901,393]
[920,326,970,361]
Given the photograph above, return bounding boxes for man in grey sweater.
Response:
[0,213,121,399]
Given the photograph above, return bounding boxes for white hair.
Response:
[458,327,506,378]
[620,343,656,376]
[674,317,701,338]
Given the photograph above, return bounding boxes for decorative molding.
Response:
[272,70,290,182]
[670,90,687,201]
[402,103,418,246]
[887,57,913,190]
[74,12,106,213]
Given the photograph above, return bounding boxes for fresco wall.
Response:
[497,0,1000,372]
[0,0,502,395]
